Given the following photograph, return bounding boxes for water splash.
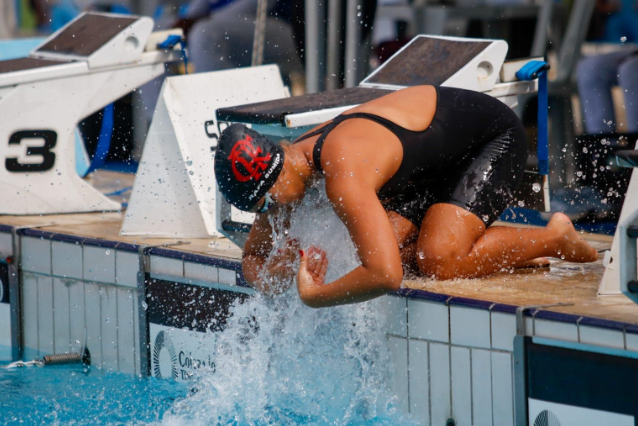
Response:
[156,181,415,426]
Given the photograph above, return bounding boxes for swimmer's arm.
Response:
[298,178,403,308]
[242,209,297,295]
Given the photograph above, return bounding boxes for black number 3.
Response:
[6,130,57,172]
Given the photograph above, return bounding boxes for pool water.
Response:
[0,363,187,425]
[0,182,418,426]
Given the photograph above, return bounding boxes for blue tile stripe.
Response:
[397,286,638,333]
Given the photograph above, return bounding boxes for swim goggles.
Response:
[256,192,275,214]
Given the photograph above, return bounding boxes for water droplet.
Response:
[141,301,148,310]
[518,200,525,207]
[621,36,627,42]
[532,183,541,193]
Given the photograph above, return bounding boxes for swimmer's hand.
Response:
[297,246,328,300]
[267,238,301,278]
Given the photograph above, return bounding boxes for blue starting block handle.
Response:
[516,61,551,176]
[158,34,189,74]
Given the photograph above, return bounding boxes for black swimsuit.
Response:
[294,86,529,227]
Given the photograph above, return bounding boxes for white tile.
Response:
[0,304,10,349]
[388,336,409,415]
[491,352,514,426]
[21,272,39,352]
[101,285,118,371]
[0,232,12,259]
[184,262,219,282]
[218,268,237,286]
[534,319,578,342]
[451,306,490,349]
[37,276,54,355]
[85,283,102,369]
[626,333,638,352]
[52,278,71,354]
[22,236,51,274]
[371,295,408,337]
[579,325,625,349]
[408,339,430,425]
[52,241,83,279]
[116,251,139,288]
[68,280,85,354]
[408,299,448,342]
[150,255,183,277]
[491,312,516,352]
[117,287,136,374]
[471,349,493,426]
[451,347,472,426]
[430,343,451,425]
[83,246,116,284]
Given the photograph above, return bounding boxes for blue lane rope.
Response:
[516,60,551,176]
[157,34,189,74]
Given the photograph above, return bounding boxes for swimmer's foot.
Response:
[547,213,599,262]
[516,257,551,269]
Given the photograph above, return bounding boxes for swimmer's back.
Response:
[294,85,521,199]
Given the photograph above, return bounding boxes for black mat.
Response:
[364,37,490,87]
[36,13,138,57]
[0,57,70,73]
[216,87,392,125]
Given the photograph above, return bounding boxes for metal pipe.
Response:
[326,0,343,91]
[344,0,361,88]
[531,0,554,57]
[251,0,269,66]
[556,0,595,82]
[305,0,326,93]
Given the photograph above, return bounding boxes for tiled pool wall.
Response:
[2,227,638,426]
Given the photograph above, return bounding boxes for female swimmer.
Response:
[214,85,599,307]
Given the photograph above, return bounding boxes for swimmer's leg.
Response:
[387,211,420,272]
[415,203,599,280]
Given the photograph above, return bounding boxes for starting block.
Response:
[124,35,549,247]
[599,146,638,300]
[121,65,289,239]
[0,12,182,215]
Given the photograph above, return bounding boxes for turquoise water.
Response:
[0,362,186,425]
[0,184,418,426]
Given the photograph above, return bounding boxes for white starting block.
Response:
[0,12,182,215]
[599,147,638,300]
[123,35,548,247]
[121,65,289,238]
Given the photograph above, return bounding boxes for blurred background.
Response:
[1,0,637,234]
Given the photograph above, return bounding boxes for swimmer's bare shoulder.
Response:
[349,85,437,131]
